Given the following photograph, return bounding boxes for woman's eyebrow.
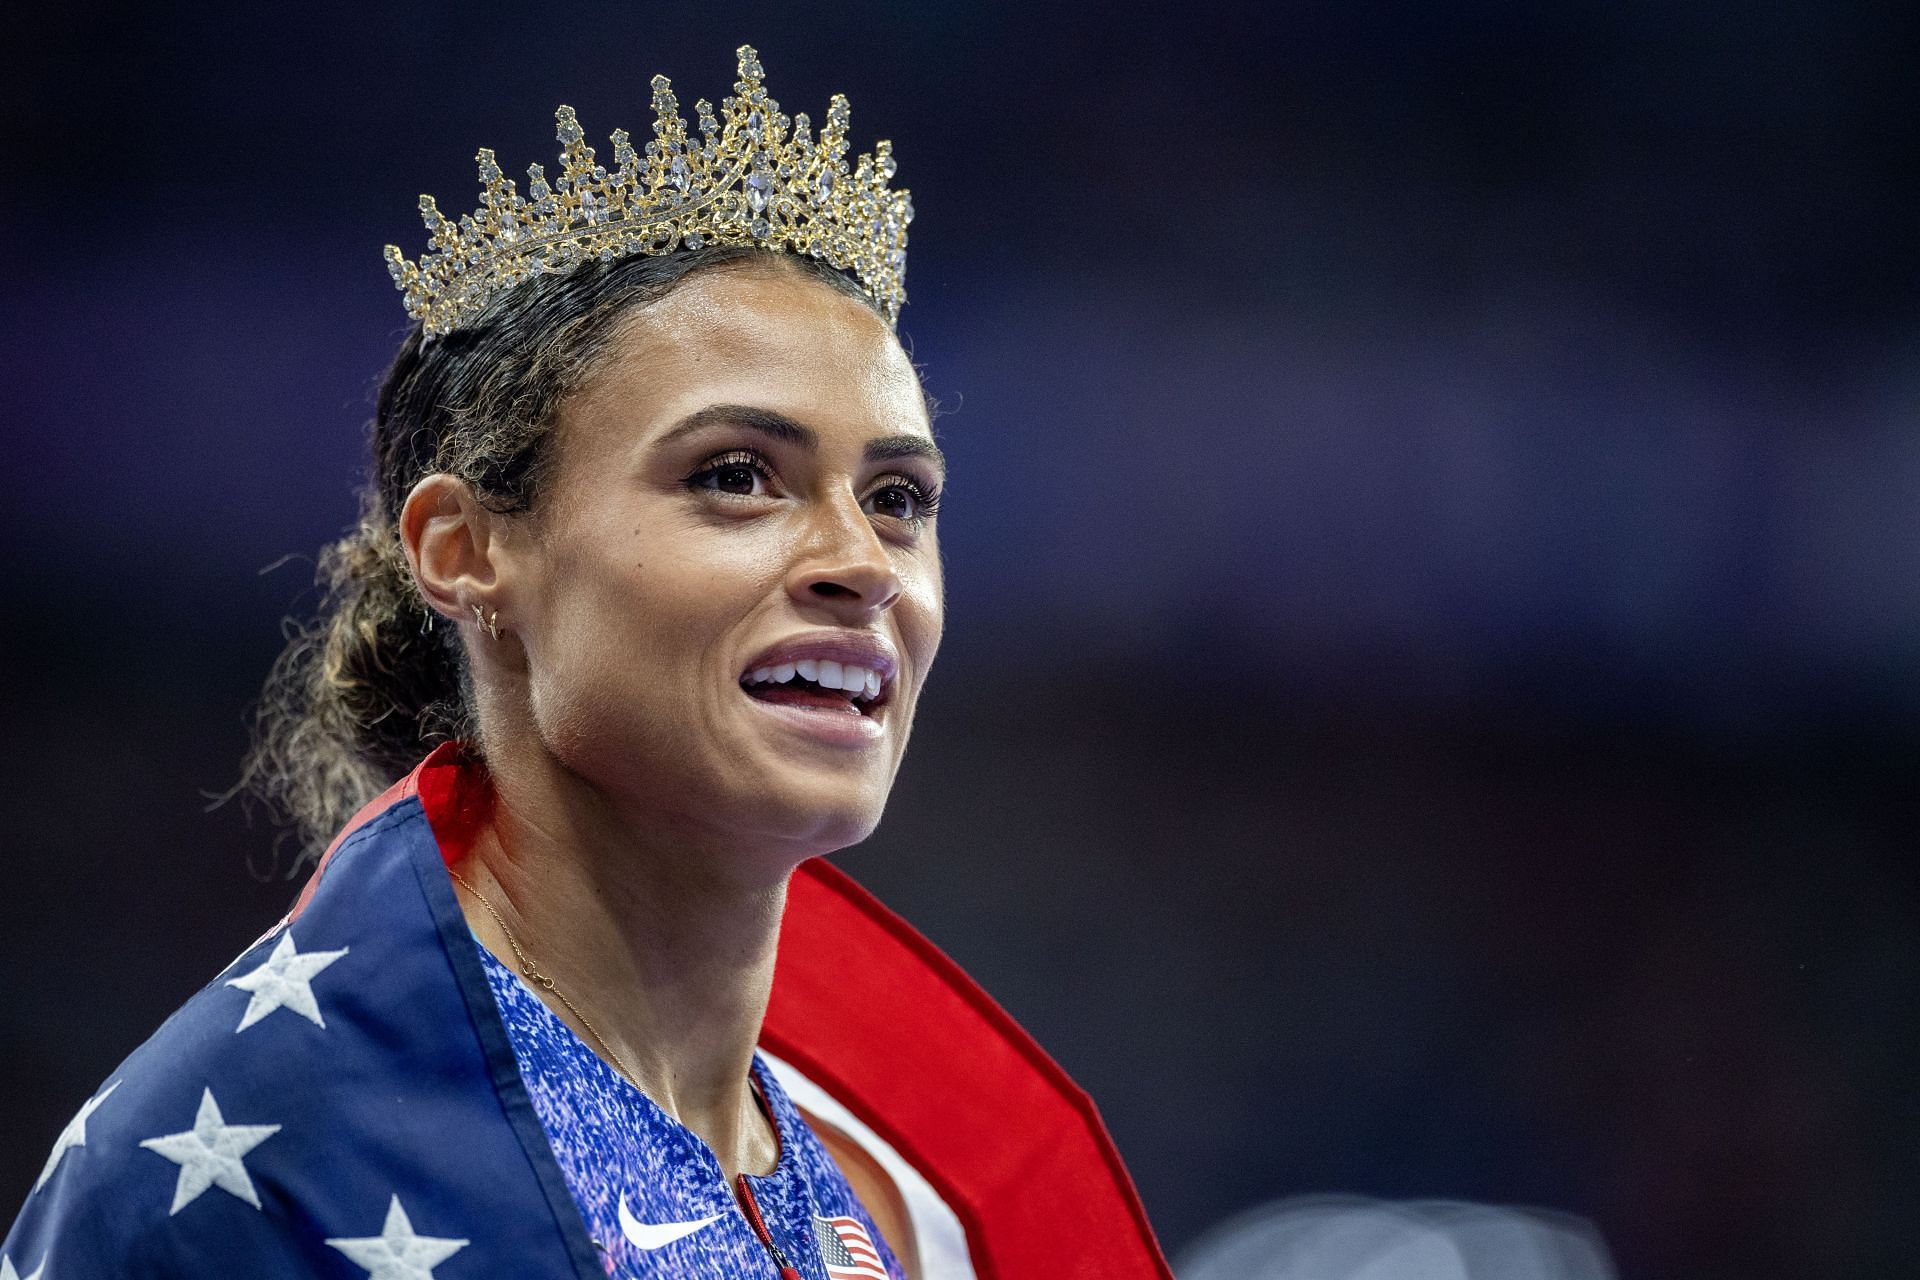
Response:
[655,403,945,472]
[655,403,812,449]
[864,434,946,474]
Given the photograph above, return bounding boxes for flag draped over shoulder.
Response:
[767,860,1171,1279]
[5,744,1169,1279]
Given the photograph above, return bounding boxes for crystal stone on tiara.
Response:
[383,45,912,337]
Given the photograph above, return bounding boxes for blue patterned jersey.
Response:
[478,943,903,1278]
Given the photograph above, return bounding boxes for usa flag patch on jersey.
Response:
[814,1213,885,1280]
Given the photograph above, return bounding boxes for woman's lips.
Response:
[740,634,897,700]
[736,633,898,747]
[739,655,890,714]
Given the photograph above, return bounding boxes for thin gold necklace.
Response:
[447,867,646,1091]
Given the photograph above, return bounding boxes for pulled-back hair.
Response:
[241,246,881,863]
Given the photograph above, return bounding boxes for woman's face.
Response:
[496,263,943,863]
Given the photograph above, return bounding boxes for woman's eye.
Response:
[869,485,914,518]
[706,464,761,495]
[689,454,773,497]
[865,479,941,524]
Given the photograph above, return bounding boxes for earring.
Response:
[470,603,502,641]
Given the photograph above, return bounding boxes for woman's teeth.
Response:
[746,660,884,702]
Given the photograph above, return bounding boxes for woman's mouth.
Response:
[739,658,888,718]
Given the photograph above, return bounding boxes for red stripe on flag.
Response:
[824,1217,887,1280]
[765,861,1171,1279]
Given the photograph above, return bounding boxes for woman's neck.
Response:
[451,739,791,1184]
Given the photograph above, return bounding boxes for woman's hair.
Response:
[241,245,882,864]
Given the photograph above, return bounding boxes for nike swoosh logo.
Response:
[618,1194,721,1250]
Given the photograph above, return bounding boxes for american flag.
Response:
[8,747,1171,1278]
[813,1213,886,1280]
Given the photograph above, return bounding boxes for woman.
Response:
[4,47,1167,1280]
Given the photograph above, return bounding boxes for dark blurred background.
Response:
[4,2,1916,1276]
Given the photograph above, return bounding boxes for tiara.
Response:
[383,46,912,337]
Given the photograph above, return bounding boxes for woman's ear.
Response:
[398,473,500,624]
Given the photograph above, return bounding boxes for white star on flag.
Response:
[138,1087,282,1214]
[326,1194,470,1280]
[33,1079,120,1191]
[0,1252,47,1280]
[225,931,349,1031]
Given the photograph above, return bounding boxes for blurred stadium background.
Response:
[4,3,1915,1276]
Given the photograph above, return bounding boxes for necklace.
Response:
[446,867,646,1092]
[447,861,780,1184]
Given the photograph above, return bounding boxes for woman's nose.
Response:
[785,494,902,616]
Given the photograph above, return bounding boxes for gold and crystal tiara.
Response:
[383,45,912,337]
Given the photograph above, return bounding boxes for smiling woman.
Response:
[3,46,1167,1280]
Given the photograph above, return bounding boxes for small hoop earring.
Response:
[471,603,502,641]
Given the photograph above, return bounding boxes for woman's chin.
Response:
[546,716,898,857]
[727,772,890,858]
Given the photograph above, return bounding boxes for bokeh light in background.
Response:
[4,3,1915,1277]
[1176,1196,1618,1280]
